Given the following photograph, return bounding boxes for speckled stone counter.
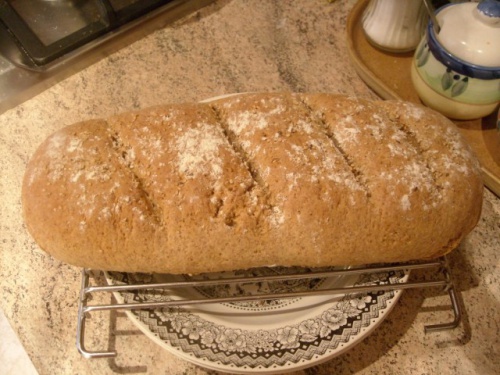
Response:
[1,1,499,374]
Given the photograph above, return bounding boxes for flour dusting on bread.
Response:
[21,93,483,274]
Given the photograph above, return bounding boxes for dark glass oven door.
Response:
[0,0,173,69]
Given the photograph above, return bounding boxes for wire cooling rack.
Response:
[76,255,462,359]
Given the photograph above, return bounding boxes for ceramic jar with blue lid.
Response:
[411,0,500,120]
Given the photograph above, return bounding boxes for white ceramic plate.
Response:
[105,266,408,374]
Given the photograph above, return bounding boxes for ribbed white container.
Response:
[362,0,428,52]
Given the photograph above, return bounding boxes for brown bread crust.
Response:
[21,93,483,274]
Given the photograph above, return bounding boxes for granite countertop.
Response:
[0,0,499,374]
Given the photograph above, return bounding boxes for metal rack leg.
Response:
[424,286,462,333]
[76,269,117,358]
[424,256,462,332]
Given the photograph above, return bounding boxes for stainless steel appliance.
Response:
[0,0,212,114]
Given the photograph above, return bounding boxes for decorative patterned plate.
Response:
[105,266,408,374]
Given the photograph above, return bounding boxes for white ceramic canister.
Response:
[362,0,428,52]
[411,0,500,120]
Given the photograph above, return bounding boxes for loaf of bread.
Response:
[22,93,483,274]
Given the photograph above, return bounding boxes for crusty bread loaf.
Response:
[22,93,483,274]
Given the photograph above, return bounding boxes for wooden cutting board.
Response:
[346,0,500,196]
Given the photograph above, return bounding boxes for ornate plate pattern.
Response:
[105,267,407,374]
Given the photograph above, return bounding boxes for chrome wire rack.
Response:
[76,255,462,359]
